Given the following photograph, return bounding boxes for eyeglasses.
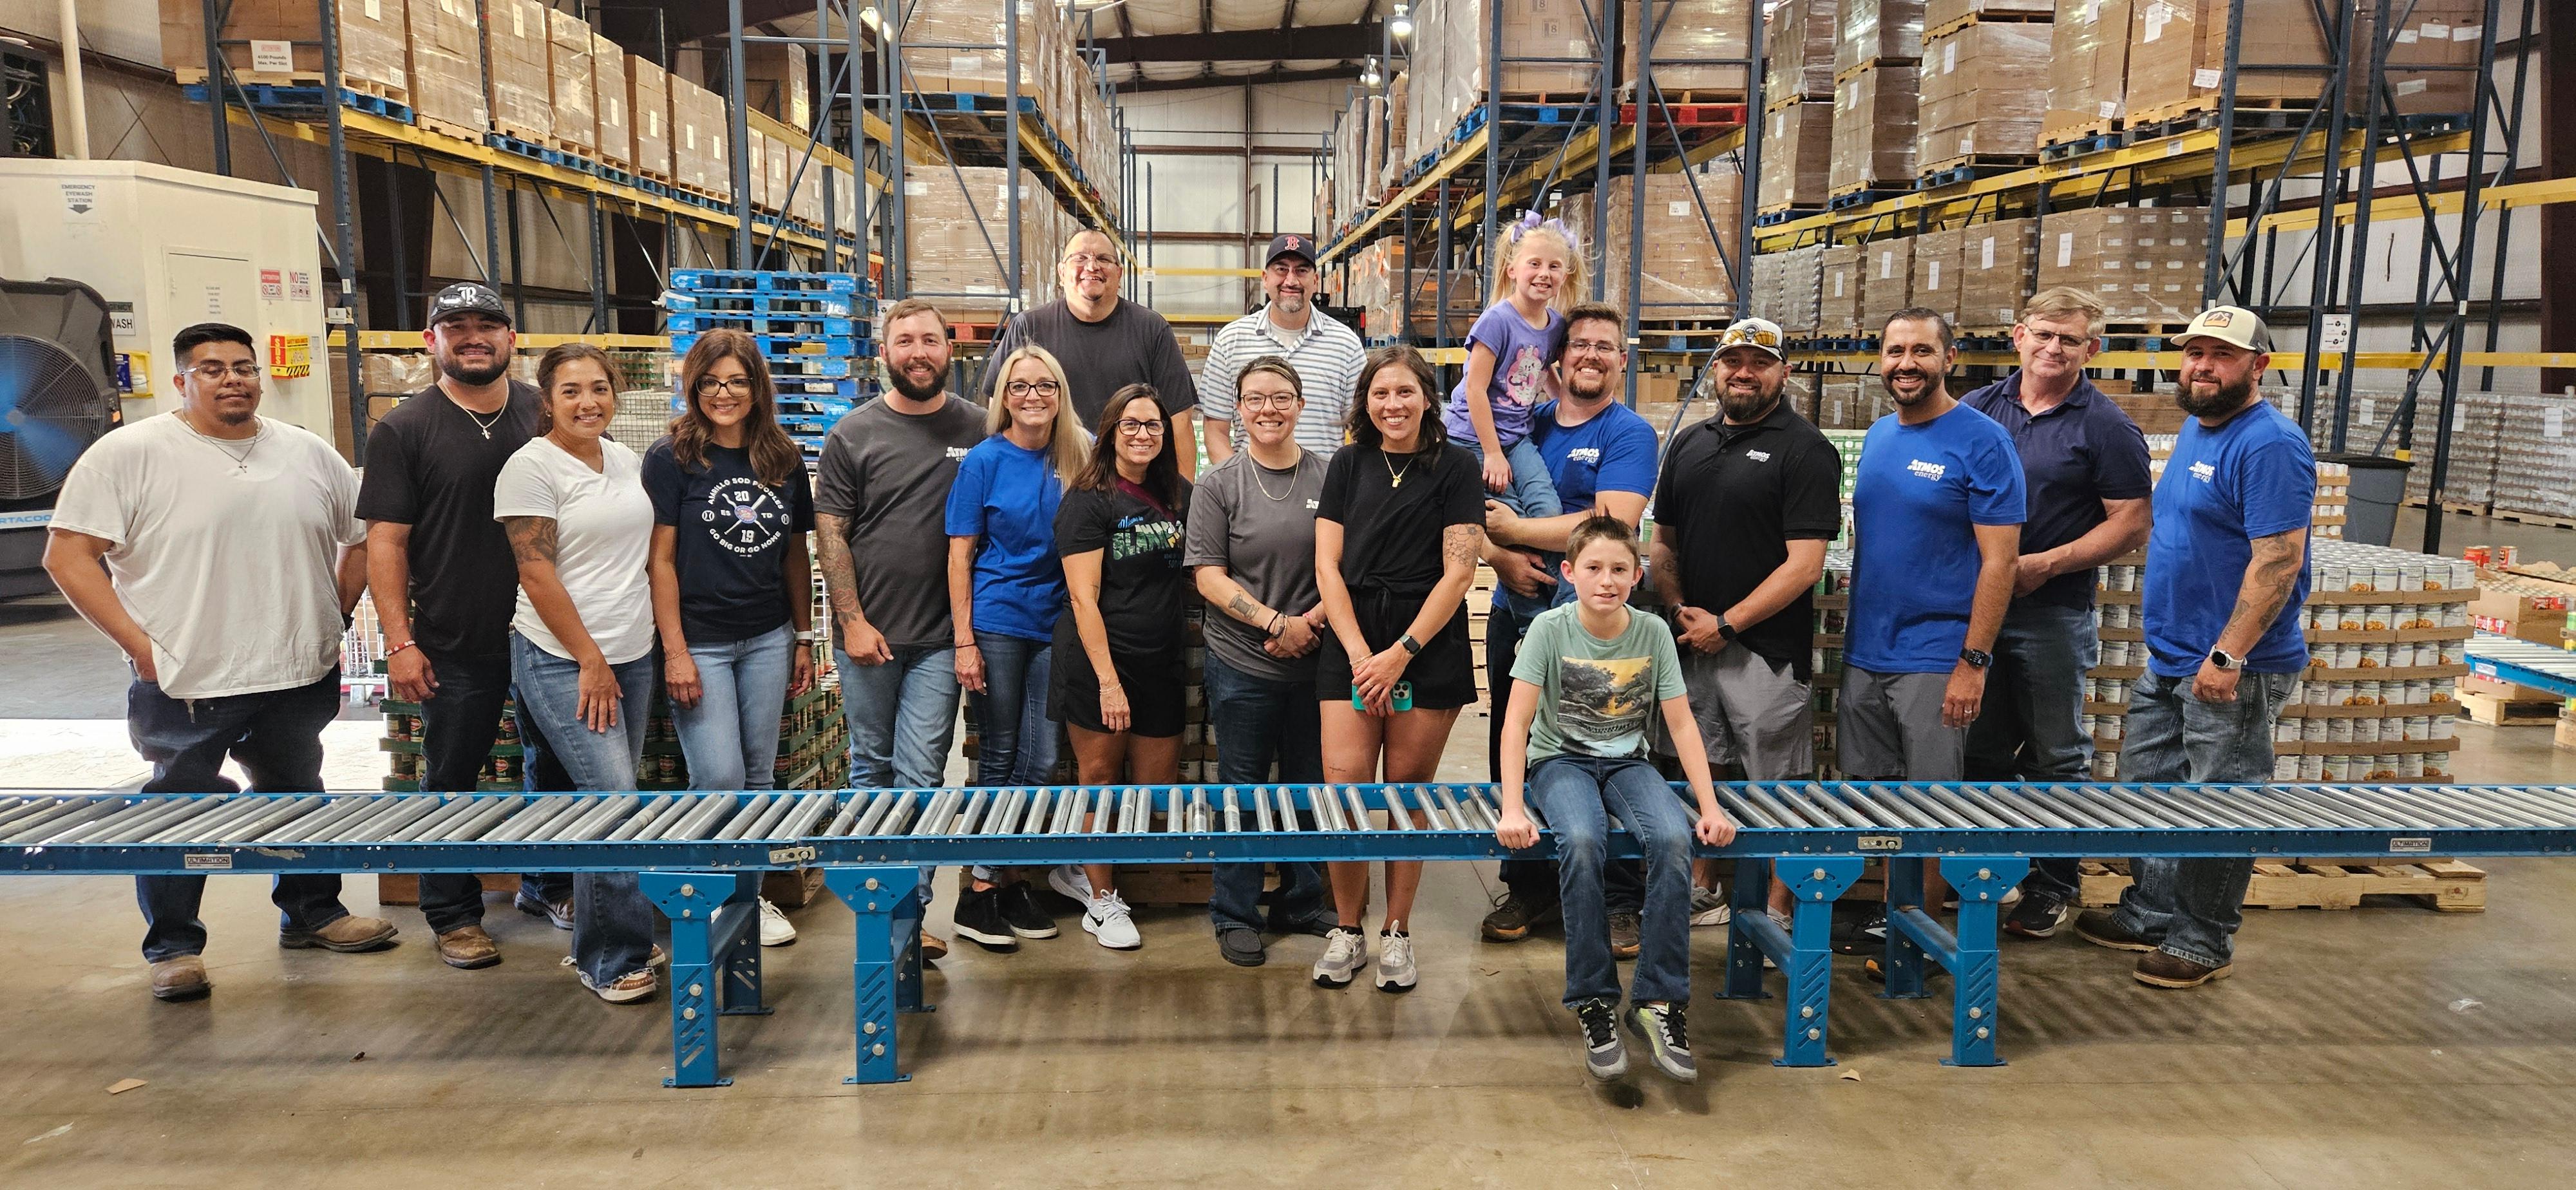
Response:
[2020,328,2092,352]
[1236,393,1300,410]
[1565,338,1622,356]
[1005,380,1062,399]
[695,377,755,395]
[188,363,265,381]
[1064,252,1121,271]
[1114,418,1167,437]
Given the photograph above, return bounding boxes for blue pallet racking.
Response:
[665,270,878,466]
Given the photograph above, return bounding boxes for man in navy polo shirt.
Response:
[2074,307,2311,990]
[1476,301,1662,949]
[1960,287,2153,940]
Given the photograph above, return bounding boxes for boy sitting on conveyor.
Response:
[1493,515,1735,1083]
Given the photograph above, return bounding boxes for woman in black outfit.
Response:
[1054,383,1191,952]
[1309,345,1485,993]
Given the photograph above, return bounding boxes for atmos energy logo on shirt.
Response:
[2190,461,2216,483]
[700,477,790,556]
[1906,458,1947,482]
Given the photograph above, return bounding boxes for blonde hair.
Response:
[984,345,1089,485]
[2021,285,2106,337]
[1490,221,1584,314]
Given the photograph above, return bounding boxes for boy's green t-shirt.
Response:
[1509,603,1687,762]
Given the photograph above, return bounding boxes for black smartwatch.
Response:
[1959,647,1993,670]
[1397,632,1423,656]
[1716,615,1738,644]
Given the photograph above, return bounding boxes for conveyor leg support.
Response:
[826,866,925,1086]
[643,871,762,1089]
[1880,858,1933,999]
[1937,856,2025,1068]
[1723,856,1861,1068]
[1721,858,1772,1001]
[720,872,772,1017]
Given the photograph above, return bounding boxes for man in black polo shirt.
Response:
[1960,287,2153,938]
[1650,317,1843,925]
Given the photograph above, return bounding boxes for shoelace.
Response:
[1657,1007,1689,1052]
[1094,892,1131,919]
[1577,1002,1618,1048]
[1325,930,1362,961]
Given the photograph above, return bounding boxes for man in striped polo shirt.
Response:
[1198,233,1366,464]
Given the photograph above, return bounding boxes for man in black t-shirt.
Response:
[1650,319,1843,925]
[357,283,572,971]
[978,229,1200,476]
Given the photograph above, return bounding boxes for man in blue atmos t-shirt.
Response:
[1476,302,1663,949]
[2073,306,2312,992]
[1844,308,2024,961]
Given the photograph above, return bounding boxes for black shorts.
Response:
[1314,590,1478,710]
[1051,643,1186,739]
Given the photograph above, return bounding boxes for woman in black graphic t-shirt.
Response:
[1053,383,1191,952]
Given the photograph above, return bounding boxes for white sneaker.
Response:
[1082,891,1141,950]
[1689,887,1732,927]
[1048,864,1094,903]
[1312,926,1367,988]
[758,898,797,947]
[1373,930,1417,993]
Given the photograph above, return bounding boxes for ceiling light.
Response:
[1390,4,1414,39]
[858,6,882,30]
[1363,56,1382,88]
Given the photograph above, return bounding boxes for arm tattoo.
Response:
[1226,591,1263,623]
[502,516,558,566]
[2228,531,2305,632]
[813,515,860,618]
[1442,524,1482,571]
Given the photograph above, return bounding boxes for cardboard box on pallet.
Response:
[2124,0,2334,124]
[2354,1,2486,117]
[1596,163,1745,318]
[1916,21,2053,167]
[404,0,489,138]
[743,42,812,130]
[157,0,410,97]
[670,76,730,200]
[1833,0,1927,77]
[485,0,553,142]
[1819,242,1864,335]
[627,57,672,182]
[744,129,770,211]
[1909,228,1964,323]
[2035,205,2206,323]
[899,0,1048,103]
[1750,244,1826,334]
[1448,0,1600,108]
[1927,0,2056,23]
[1955,216,2039,330]
[1623,0,1752,95]
[904,166,1050,321]
[1382,72,1412,194]
[1757,100,1835,211]
[833,166,860,238]
[592,34,631,171]
[764,133,792,216]
[546,7,597,155]
[1828,65,1919,193]
[1859,235,1916,330]
[2041,0,2133,143]
[1764,0,1841,104]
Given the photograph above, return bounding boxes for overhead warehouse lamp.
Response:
[858,5,881,29]
[1362,56,1383,88]
[1390,4,1414,39]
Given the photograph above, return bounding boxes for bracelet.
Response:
[1265,610,1282,636]
[954,640,977,650]
[385,639,418,661]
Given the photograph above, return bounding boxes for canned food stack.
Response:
[381,700,531,791]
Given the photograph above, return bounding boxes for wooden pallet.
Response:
[1833,57,1921,84]
[175,66,410,104]
[2128,92,2322,129]
[416,114,483,143]
[2078,857,2486,912]
[1113,864,1213,907]
[2458,686,2563,726]
[2404,497,2493,516]
[2490,506,2576,529]
[1927,8,2058,39]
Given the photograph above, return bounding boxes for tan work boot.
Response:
[436,925,502,969]
[279,914,399,952]
[149,955,211,1001]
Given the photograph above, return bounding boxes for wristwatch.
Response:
[1397,632,1423,656]
[797,630,824,643]
[1958,647,1993,670]
[2208,648,2243,671]
[1715,615,1738,644]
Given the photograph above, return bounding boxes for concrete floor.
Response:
[7,526,2576,1186]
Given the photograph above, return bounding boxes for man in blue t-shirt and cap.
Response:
[2074,305,2313,990]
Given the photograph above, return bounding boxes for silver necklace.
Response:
[1250,448,1302,502]
[178,411,262,473]
[457,398,507,440]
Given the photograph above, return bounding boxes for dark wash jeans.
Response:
[1200,650,1332,933]
[2108,670,2296,969]
[128,672,352,962]
[1485,601,1643,914]
[1527,754,1694,1007]
[413,647,572,933]
[1965,600,2099,903]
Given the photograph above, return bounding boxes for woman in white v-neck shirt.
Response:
[493,344,661,1005]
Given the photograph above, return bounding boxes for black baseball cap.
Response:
[1264,233,1318,268]
[428,281,512,327]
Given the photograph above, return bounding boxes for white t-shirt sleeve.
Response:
[48,435,133,547]
[491,445,562,523]
[329,451,366,547]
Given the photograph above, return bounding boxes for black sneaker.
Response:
[1574,998,1627,1081]
[951,887,1018,952]
[1834,911,1889,956]
[2074,909,2157,952]
[997,880,1059,940]
[1217,925,1265,967]
[1607,909,1642,961]
[1482,891,1562,942]
[1625,1003,1696,1082]
[2002,891,2072,940]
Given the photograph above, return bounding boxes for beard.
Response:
[1883,364,1946,408]
[437,350,509,388]
[2176,372,2255,419]
[887,357,950,402]
[1719,375,1782,422]
[1566,364,1615,403]
[1271,290,1309,316]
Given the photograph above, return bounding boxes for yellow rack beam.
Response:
[1322,124,1493,261]
[2243,174,2576,236]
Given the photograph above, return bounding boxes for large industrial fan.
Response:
[0,277,119,600]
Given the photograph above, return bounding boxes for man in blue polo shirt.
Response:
[2075,307,2311,990]
[1476,301,1662,950]
[1960,287,2153,940]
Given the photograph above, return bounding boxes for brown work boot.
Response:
[918,932,949,963]
[2072,909,2155,952]
[1607,909,1642,961]
[436,925,501,970]
[2134,949,2233,989]
[279,914,399,953]
[149,955,211,1001]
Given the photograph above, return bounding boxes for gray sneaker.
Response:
[1312,926,1367,988]
[1689,887,1732,927]
[1373,930,1417,993]
[1575,998,1627,1081]
[1626,1002,1696,1082]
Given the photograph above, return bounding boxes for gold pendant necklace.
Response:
[1382,447,1415,489]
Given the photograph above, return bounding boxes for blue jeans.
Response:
[969,632,1057,786]
[840,643,960,903]
[128,672,352,962]
[1527,753,1694,1008]
[2108,669,2295,970]
[1200,650,1332,933]
[510,633,661,986]
[1488,602,1644,913]
[1965,601,2099,902]
[412,646,571,934]
[671,625,796,791]
[1458,434,1566,621]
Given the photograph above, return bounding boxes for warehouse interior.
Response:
[5,0,2576,1184]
